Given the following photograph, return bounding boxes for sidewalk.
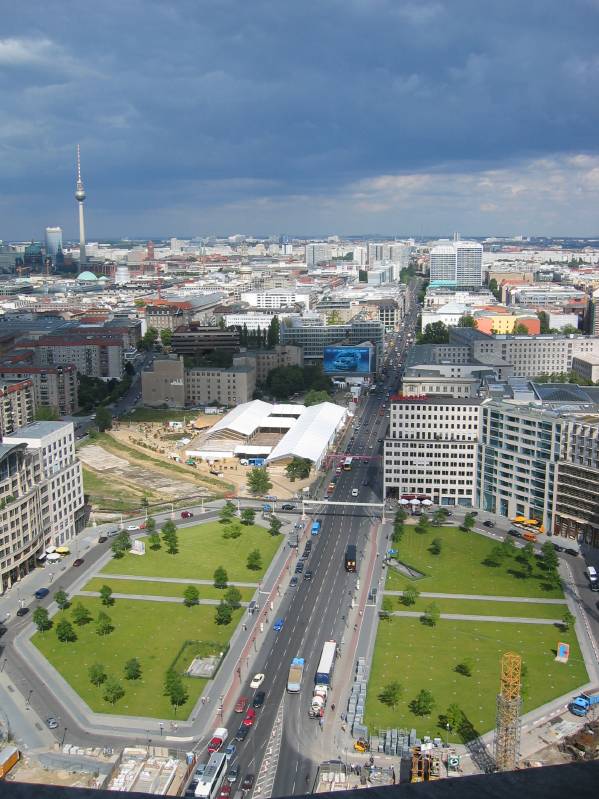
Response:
[383,591,567,603]
[389,610,560,624]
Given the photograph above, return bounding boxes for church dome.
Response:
[77,271,98,281]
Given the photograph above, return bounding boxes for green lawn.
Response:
[365,617,588,740]
[83,577,256,602]
[100,521,281,582]
[388,596,567,620]
[386,526,563,598]
[32,597,242,718]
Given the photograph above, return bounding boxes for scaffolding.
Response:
[410,746,442,783]
[494,651,522,772]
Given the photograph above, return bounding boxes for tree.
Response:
[513,322,530,335]
[144,516,156,534]
[241,508,256,525]
[443,703,464,731]
[462,512,476,532]
[164,670,188,711]
[124,658,142,680]
[247,467,272,496]
[160,328,173,347]
[183,585,200,607]
[247,549,262,570]
[213,566,229,589]
[112,530,131,558]
[96,611,113,636]
[99,585,114,606]
[267,315,280,347]
[54,588,70,610]
[225,586,242,609]
[269,516,282,536]
[429,537,442,555]
[457,315,477,328]
[402,586,420,606]
[455,657,474,677]
[285,457,312,481]
[417,322,449,345]
[32,607,51,632]
[421,602,440,627]
[411,689,436,716]
[484,544,506,567]
[148,532,161,551]
[488,278,500,300]
[561,609,576,631]
[56,619,77,642]
[161,519,177,537]
[164,528,179,554]
[72,602,93,626]
[35,405,59,421]
[220,501,236,523]
[103,676,125,704]
[304,389,330,406]
[215,600,233,625]
[538,311,550,334]
[541,541,558,572]
[140,326,159,351]
[415,514,429,535]
[89,662,107,686]
[432,509,446,527]
[379,681,402,708]
[95,406,113,432]
[561,324,579,335]
[501,535,516,557]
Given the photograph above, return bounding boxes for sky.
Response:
[2,0,599,240]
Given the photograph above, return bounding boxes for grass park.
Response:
[33,597,242,717]
[83,577,256,602]
[100,520,281,582]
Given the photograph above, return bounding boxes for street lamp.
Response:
[445,723,450,748]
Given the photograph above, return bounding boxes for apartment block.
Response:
[0,364,78,416]
[0,380,35,436]
[25,335,124,380]
[144,300,195,332]
[384,395,481,506]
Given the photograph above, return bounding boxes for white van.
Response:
[587,565,598,590]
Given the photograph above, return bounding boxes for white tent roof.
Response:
[207,400,274,438]
[259,417,297,429]
[267,402,346,464]
[233,444,273,455]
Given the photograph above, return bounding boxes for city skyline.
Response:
[2,1,599,239]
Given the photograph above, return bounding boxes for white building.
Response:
[45,227,63,258]
[240,290,311,310]
[429,239,483,287]
[305,243,332,266]
[384,395,481,506]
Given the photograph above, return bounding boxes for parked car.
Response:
[294,562,304,574]
[234,696,248,713]
[250,673,265,689]
[273,617,285,632]
[97,535,108,543]
[552,543,565,552]
[0,627,7,637]
[565,548,579,557]
[483,520,495,528]
[252,691,265,708]
[16,607,29,617]
[508,529,522,538]
[73,558,85,567]
[34,588,49,599]
[181,511,194,519]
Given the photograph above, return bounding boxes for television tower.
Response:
[75,144,87,266]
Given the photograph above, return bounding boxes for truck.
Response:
[311,520,321,536]
[569,692,599,716]
[207,727,228,754]
[0,745,19,779]
[287,657,305,693]
[248,457,265,466]
[345,544,357,572]
[309,684,328,718]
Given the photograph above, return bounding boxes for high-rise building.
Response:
[305,243,332,266]
[45,227,63,259]
[75,144,87,266]
[429,239,483,287]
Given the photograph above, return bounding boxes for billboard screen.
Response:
[323,346,373,375]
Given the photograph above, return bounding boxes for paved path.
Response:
[390,610,560,624]
[77,590,249,606]
[384,590,567,604]
[99,573,259,587]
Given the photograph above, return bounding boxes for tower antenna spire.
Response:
[75,144,87,266]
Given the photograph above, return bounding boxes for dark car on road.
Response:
[294,562,304,574]
[290,576,298,588]
[73,558,85,567]
[252,691,265,708]
[34,588,49,599]
[304,570,313,581]
[565,548,579,557]
[483,520,495,528]
[281,504,296,511]
[16,607,29,617]
[235,726,249,742]
[552,543,565,552]
[181,511,194,519]
[508,529,522,538]
[0,627,7,637]
[242,775,255,791]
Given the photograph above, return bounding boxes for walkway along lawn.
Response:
[365,616,588,741]
[385,525,564,598]
[385,596,567,620]
[83,577,256,602]
[32,597,243,718]
[100,520,282,582]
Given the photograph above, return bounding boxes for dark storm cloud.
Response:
[1,0,599,236]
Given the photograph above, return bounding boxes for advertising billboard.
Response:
[323,346,373,375]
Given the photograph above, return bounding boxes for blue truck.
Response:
[569,692,599,716]
[311,520,321,536]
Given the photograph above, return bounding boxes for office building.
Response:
[45,227,63,259]
[280,316,384,365]
[171,325,240,357]
[429,239,483,287]
[384,395,481,505]
[305,243,332,266]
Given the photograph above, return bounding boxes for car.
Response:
[304,570,313,581]
[242,774,255,791]
[217,785,231,799]
[335,467,342,474]
[73,558,85,567]
[552,543,565,552]
[252,691,265,708]
[46,717,59,729]
[294,522,303,529]
[242,709,256,727]
[250,673,265,689]
[194,763,207,779]
[235,726,249,741]
[234,696,248,713]
[224,744,236,761]
[305,541,312,552]
[565,548,579,557]
[281,503,296,511]
[273,617,285,632]
[126,524,139,531]
[290,576,298,588]
[181,511,194,519]
[508,529,522,538]
[362,480,368,486]
[470,511,478,516]
[0,627,7,637]
[34,588,49,599]
[16,607,29,617]
[97,535,108,543]
[227,764,240,784]
[351,488,359,497]
[294,562,304,574]
[483,520,495,528]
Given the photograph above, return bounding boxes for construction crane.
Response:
[494,651,522,772]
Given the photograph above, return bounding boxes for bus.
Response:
[311,519,321,535]
[315,640,337,686]
[195,753,227,799]
[344,544,357,572]
[343,457,353,471]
